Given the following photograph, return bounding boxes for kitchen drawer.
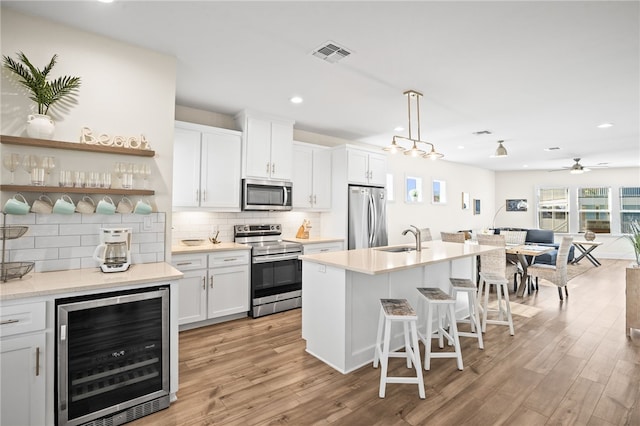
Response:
[208,251,249,268]
[303,242,344,255]
[171,253,208,271]
[0,301,46,338]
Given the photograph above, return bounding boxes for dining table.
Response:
[506,244,555,297]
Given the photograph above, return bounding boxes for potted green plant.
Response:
[626,219,640,267]
[2,51,81,140]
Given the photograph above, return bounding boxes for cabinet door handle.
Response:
[223,258,238,262]
[195,189,199,202]
[266,162,271,174]
[0,319,19,325]
[320,248,329,252]
[177,262,193,266]
[272,163,276,174]
[313,195,317,205]
[202,189,206,202]
[36,346,40,376]
[202,276,206,290]
[209,276,213,288]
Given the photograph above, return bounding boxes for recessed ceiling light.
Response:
[394,126,404,132]
[544,147,561,151]
[522,165,529,168]
[290,96,303,104]
[597,122,613,128]
[457,145,465,150]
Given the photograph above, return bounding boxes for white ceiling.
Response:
[4,1,639,172]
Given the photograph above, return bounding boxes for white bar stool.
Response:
[478,271,515,335]
[448,278,484,349]
[416,287,463,371]
[373,298,425,399]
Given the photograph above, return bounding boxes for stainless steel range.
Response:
[234,224,303,318]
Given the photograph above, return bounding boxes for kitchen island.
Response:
[300,241,499,374]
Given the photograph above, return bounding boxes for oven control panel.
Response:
[234,224,281,237]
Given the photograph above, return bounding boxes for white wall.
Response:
[386,153,495,245]
[495,167,640,259]
[1,8,177,256]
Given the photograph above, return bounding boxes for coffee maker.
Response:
[93,228,132,272]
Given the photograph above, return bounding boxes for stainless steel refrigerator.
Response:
[348,185,388,249]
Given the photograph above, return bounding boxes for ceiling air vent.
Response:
[311,41,352,63]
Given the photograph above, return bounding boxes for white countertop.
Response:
[171,242,250,254]
[284,237,344,245]
[0,262,183,301]
[299,241,499,275]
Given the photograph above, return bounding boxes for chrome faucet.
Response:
[401,225,422,252]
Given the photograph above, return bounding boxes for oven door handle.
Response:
[253,253,301,263]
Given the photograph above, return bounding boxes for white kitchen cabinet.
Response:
[236,111,294,181]
[347,147,387,186]
[173,121,242,210]
[301,241,344,255]
[292,142,332,210]
[172,250,249,327]
[0,302,46,426]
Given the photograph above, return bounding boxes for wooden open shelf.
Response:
[0,185,154,196]
[0,135,155,157]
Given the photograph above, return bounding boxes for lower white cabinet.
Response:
[302,241,344,255]
[172,250,250,326]
[0,302,46,426]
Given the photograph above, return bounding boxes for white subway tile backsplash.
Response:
[12,247,59,261]
[171,211,322,245]
[26,224,60,236]
[36,236,81,248]
[1,213,165,273]
[37,258,81,273]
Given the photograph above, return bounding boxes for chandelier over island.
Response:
[383,90,444,160]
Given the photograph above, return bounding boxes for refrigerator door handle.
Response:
[368,191,377,246]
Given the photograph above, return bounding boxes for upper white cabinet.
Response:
[173,121,242,210]
[292,142,331,210]
[235,111,294,181]
[346,147,387,186]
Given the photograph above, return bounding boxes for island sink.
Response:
[375,246,416,253]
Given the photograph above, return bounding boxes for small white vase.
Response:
[26,114,55,140]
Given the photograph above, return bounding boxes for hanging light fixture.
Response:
[383,90,444,160]
[493,140,508,157]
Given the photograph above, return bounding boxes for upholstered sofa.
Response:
[497,228,575,265]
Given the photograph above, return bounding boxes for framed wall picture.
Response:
[473,199,481,215]
[432,179,447,204]
[405,175,422,203]
[462,192,470,210]
[506,199,528,211]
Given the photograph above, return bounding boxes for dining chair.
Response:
[440,232,466,243]
[527,236,574,300]
[420,228,432,242]
[501,230,527,291]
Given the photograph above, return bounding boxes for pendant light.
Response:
[383,90,444,160]
[494,140,508,157]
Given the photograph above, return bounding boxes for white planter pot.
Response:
[26,114,55,140]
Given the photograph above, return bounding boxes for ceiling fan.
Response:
[550,158,608,174]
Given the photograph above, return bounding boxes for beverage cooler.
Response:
[56,286,170,426]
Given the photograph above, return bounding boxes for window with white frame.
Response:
[537,187,569,232]
[578,187,611,233]
[620,187,640,233]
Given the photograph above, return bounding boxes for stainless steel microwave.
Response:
[242,178,292,211]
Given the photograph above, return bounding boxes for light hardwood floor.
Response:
[132,259,639,426]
